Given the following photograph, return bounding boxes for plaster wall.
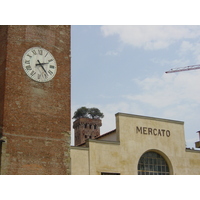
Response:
[70,147,89,175]
[70,113,200,175]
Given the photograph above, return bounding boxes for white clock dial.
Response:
[22,47,57,82]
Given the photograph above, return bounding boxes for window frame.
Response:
[138,151,170,175]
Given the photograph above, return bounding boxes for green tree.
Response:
[72,107,89,119]
[72,107,104,120]
[88,107,104,119]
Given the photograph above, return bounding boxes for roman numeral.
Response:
[48,70,53,75]
[27,54,32,59]
[30,70,36,76]
[32,50,37,55]
[50,65,54,69]
[43,73,48,79]
[38,49,43,55]
[37,74,41,79]
[26,65,32,71]
[48,59,53,62]
[25,60,30,64]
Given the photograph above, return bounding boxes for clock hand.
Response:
[37,60,48,75]
[36,63,49,66]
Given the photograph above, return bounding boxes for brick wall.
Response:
[0,25,71,175]
[0,26,8,137]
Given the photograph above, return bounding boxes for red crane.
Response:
[165,64,200,73]
[166,64,200,148]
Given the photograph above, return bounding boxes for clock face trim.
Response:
[22,47,57,82]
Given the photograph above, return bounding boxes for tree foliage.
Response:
[73,107,104,120]
[88,107,104,119]
[72,107,88,119]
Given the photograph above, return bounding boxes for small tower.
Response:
[73,118,102,146]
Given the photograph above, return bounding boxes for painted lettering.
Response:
[136,126,142,134]
[136,126,171,137]
[166,130,170,137]
[161,129,165,136]
[148,128,152,135]
[158,129,161,136]
[153,129,157,135]
[143,127,147,134]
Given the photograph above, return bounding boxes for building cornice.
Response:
[116,112,184,125]
[87,139,120,145]
[185,148,200,153]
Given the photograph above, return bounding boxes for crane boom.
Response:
[165,64,200,73]
[166,63,200,147]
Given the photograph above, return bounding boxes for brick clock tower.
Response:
[0,25,71,175]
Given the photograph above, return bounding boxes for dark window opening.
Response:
[101,172,120,175]
[138,151,170,175]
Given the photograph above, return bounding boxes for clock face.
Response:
[22,47,57,82]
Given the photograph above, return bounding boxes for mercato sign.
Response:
[136,126,170,137]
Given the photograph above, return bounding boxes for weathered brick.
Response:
[73,118,102,146]
[0,25,71,175]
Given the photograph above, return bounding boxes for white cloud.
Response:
[105,50,119,56]
[180,41,195,53]
[101,25,200,50]
[127,71,200,108]
[179,41,200,63]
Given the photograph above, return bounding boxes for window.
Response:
[101,172,120,175]
[138,151,169,175]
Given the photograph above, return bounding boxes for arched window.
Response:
[138,151,169,175]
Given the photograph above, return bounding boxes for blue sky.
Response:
[71,25,200,147]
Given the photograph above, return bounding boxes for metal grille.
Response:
[138,151,169,175]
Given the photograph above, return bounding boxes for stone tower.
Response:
[0,25,71,175]
[73,118,102,146]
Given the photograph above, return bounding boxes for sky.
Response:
[71,25,200,148]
